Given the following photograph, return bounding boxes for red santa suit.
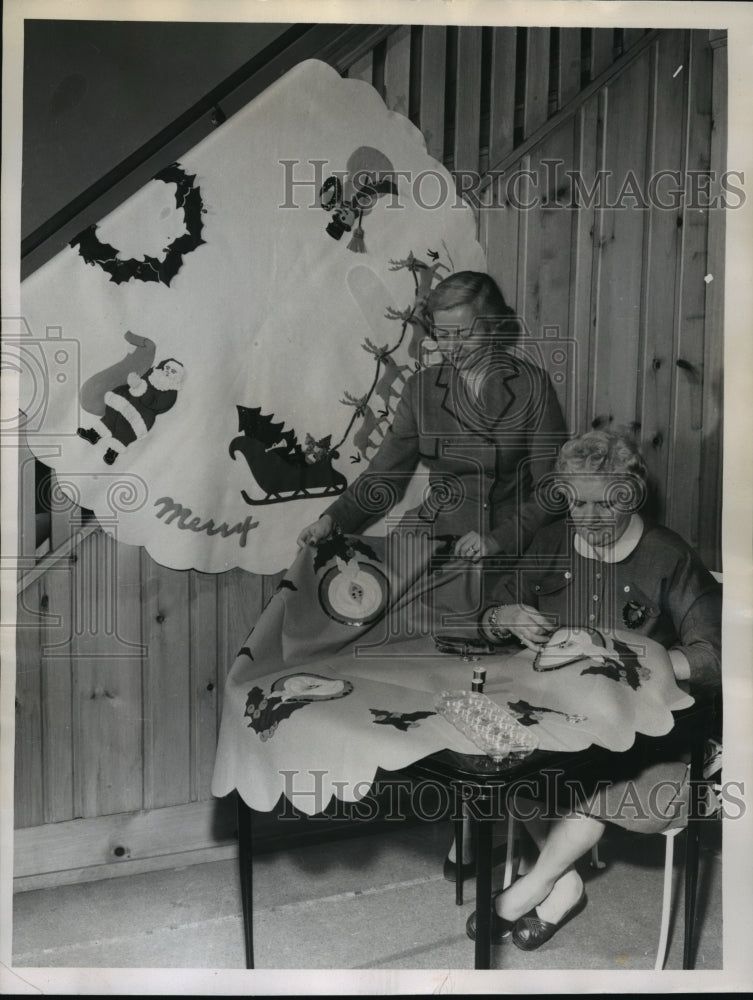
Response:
[77,361,184,463]
[101,367,179,454]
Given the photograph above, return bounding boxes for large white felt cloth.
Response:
[210,540,694,814]
[18,59,485,574]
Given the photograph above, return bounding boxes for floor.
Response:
[12,816,722,973]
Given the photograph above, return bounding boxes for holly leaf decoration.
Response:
[370,708,435,731]
[312,532,351,573]
[244,689,307,737]
[580,653,643,691]
[157,249,184,285]
[244,686,265,714]
[349,537,381,564]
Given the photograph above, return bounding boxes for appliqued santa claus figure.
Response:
[77,358,185,464]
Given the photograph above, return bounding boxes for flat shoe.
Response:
[512,890,587,951]
[465,892,514,944]
[443,856,477,882]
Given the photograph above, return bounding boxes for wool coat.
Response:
[325,352,567,556]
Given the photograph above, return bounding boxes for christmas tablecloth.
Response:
[211,534,693,814]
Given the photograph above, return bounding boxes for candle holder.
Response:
[435,690,539,762]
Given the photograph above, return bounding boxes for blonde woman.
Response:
[467,428,721,949]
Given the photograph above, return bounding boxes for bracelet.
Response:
[487,605,512,642]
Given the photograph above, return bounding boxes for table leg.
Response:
[454,811,465,906]
[473,798,494,970]
[236,792,255,970]
[683,726,705,970]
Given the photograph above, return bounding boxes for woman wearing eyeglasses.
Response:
[298,270,567,564]
[297,271,567,877]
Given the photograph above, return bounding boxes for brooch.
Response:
[622,600,648,630]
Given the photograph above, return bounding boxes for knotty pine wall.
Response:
[14,25,726,887]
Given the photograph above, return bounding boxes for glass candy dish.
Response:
[435,690,539,763]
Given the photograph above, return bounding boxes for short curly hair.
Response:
[555,428,647,484]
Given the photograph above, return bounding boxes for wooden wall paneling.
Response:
[39,556,75,823]
[189,569,219,801]
[345,50,373,85]
[522,28,551,139]
[636,32,688,524]
[49,472,82,554]
[568,97,601,435]
[217,567,264,693]
[72,531,143,817]
[17,435,37,561]
[623,29,647,51]
[488,27,517,167]
[141,551,190,810]
[453,27,483,178]
[383,24,412,116]
[72,532,143,817]
[514,154,532,325]
[524,119,579,423]
[590,29,615,80]
[667,31,714,550]
[698,32,727,571]
[584,89,609,427]
[14,580,45,828]
[417,26,447,163]
[480,168,521,312]
[590,51,652,427]
[557,28,582,109]
[14,798,237,888]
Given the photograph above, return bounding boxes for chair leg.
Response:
[683,730,706,969]
[454,812,465,906]
[655,827,682,971]
[590,843,606,869]
[502,815,516,889]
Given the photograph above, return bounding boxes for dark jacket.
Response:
[325,352,567,556]
[488,517,721,687]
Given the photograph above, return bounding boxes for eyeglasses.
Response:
[429,325,475,342]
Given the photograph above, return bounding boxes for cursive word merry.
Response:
[154,496,259,547]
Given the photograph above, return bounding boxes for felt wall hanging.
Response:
[19,59,485,574]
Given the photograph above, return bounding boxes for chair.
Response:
[589,737,723,971]
[452,734,721,969]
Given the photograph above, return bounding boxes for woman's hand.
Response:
[297,514,334,548]
[455,531,500,562]
[482,603,557,650]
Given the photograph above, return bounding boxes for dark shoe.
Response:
[512,890,587,951]
[465,893,514,944]
[77,427,100,445]
[443,856,477,883]
[103,448,118,465]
